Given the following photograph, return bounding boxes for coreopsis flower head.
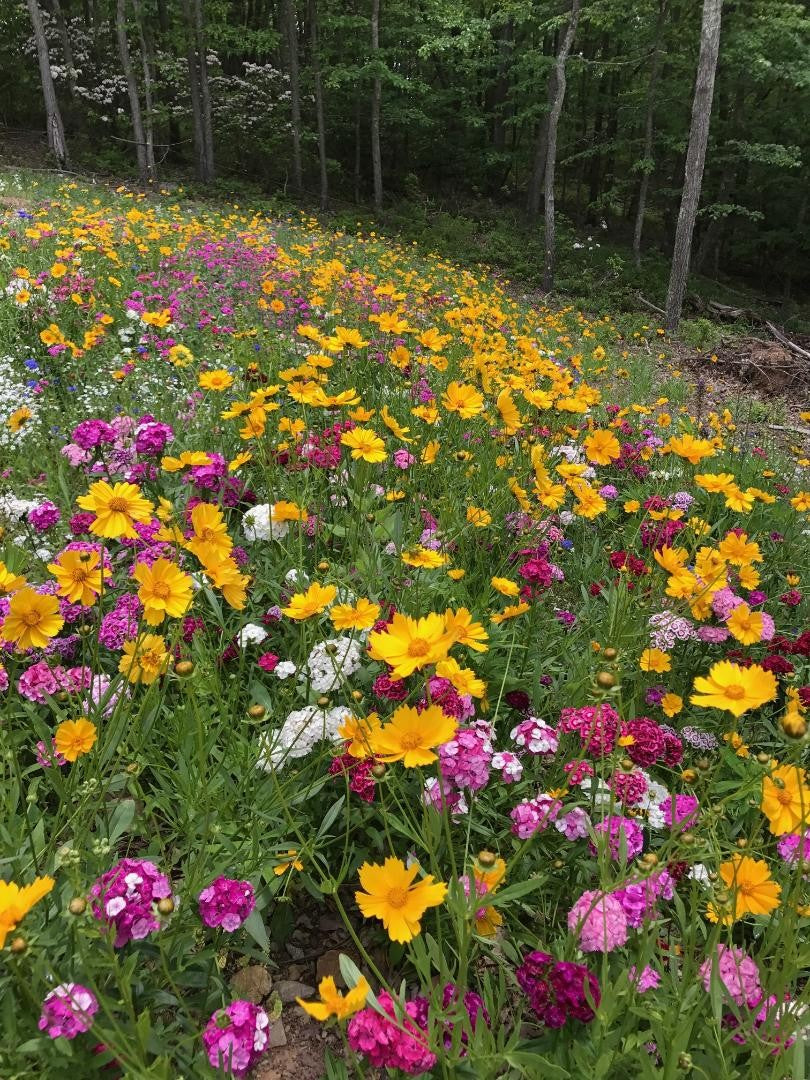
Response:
[297,975,370,1021]
[690,661,778,718]
[281,582,336,620]
[700,945,762,1008]
[709,856,781,923]
[330,598,380,631]
[187,502,233,562]
[202,1000,270,1077]
[90,858,175,947]
[0,875,55,947]
[48,548,104,606]
[347,990,436,1074]
[54,717,96,762]
[568,890,628,952]
[584,429,621,465]
[517,951,600,1027]
[664,434,716,464]
[118,633,170,685]
[132,558,193,625]
[370,704,456,767]
[441,381,484,418]
[340,427,387,462]
[39,984,98,1040]
[76,481,154,539]
[761,764,810,836]
[198,877,255,931]
[368,612,452,678]
[355,857,447,942]
[1,587,64,651]
[726,603,766,645]
[0,561,27,595]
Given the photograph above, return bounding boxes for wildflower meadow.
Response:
[1,177,809,1079]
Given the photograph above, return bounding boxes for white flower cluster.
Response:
[257,705,352,771]
[242,503,292,541]
[0,354,39,448]
[304,637,363,693]
[237,623,268,647]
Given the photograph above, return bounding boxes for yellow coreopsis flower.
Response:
[43,549,96,605]
[435,656,486,697]
[690,661,777,718]
[491,601,530,623]
[401,547,448,568]
[198,369,235,391]
[441,381,484,419]
[0,562,27,595]
[661,692,683,718]
[491,576,520,597]
[355,857,447,943]
[1,588,64,651]
[726,603,764,645]
[76,481,154,540]
[132,558,193,625]
[466,506,492,527]
[119,634,170,685]
[584,429,621,465]
[711,855,781,922]
[370,703,457,766]
[54,717,97,762]
[337,712,382,758]
[281,582,337,620]
[664,434,716,465]
[639,648,671,673]
[0,876,55,948]
[187,502,233,564]
[367,612,451,678]
[717,532,762,567]
[203,558,250,610]
[297,975,370,1021]
[444,607,489,652]
[340,427,387,463]
[761,765,810,836]
[330,599,381,631]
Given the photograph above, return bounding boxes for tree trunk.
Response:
[354,93,362,203]
[194,0,215,181]
[633,0,667,268]
[370,0,383,211]
[543,0,581,292]
[25,0,70,168]
[665,0,723,331]
[50,0,77,99]
[282,0,302,190]
[526,60,557,222]
[116,0,149,183]
[309,0,328,210]
[133,0,156,176]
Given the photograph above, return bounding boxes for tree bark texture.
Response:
[309,0,328,209]
[26,0,70,168]
[116,0,150,182]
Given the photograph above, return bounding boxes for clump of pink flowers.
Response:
[700,944,762,1008]
[202,1000,270,1076]
[39,983,99,1039]
[90,858,175,947]
[559,703,619,757]
[568,890,628,952]
[517,950,600,1027]
[347,990,436,1075]
[198,877,255,931]
[510,794,561,838]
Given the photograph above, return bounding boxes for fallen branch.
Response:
[765,321,810,361]
[635,292,666,316]
[766,424,810,437]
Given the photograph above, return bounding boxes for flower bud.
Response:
[603,647,618,661]
[10,937,27,954]
[317,695,330,707]
[247,704,266,721]
[317,561,330,572]
[370,763,386,780]
[596,671,616,689]
[157,898,175,916]
[477,850,497,868]
[69,897,87,915]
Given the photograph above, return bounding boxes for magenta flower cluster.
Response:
[202,1000,270,1077]
[510,794,561,838]
[90,858,175,947]
[568,890,628,952]
[559,703,619,757]
[38,983,99,1040]
[347,990,436,1075]
[198,877,256,932]
[439,725,492,790]
[516,950,600,1027]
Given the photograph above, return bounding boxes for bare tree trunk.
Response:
[25,0,70,168]
[133,0,156,176]
[543,0,581,292]
[49,0,77,99]
[665,0,723,331]
[183,0,214,182]
[116,0,149,182]
[194,0,215,181]
[633,0,667,268]
[370,0,383,211]
[526,55,557,221]
[309,0,328,210]
[282,0,302,191]
[353,94,362,203]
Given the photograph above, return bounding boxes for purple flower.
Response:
[589,815,644,861]
[135,420,173,455]
[555,806,591,840]
[90,858,175,947]
[39,984,98,1039]
[198,877,255,931]
[72,419,115,449]
[439,726,492,790]
[510,794,561,839]
[28,501,61,531]
[510,716,558,756]
[517,950,600,1027]
[202,1000,270,1077]
[628,965,661,993]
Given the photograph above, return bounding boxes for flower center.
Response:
[108,498,129,513]
[71,568,89,583]
[725,684,746,700]
[399,732,422,750]
[386,887,409,909]
[150,582,170,600]
[777,789,794,806]
[407,639,430,658]
[22,611,41,626]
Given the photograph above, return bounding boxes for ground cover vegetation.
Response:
[0,176,809,1077]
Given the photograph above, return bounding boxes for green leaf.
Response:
[243,908,270,952]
